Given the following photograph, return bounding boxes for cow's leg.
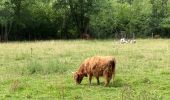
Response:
[89,74,92,84]
[104,74,111,86]
[104,77,110,86]
[112,70,115,83]
[96,77,100,85]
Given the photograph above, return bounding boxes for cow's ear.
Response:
[78,73,84,77]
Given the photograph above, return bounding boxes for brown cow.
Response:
[74,56,116,86]
[81,33,90,40]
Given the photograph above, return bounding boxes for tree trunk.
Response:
[68,0,81,34]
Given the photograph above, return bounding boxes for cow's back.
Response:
[84,56,115,77]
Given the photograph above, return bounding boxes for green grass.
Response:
[0,39,170,100]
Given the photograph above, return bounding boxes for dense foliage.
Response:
[0,0,170,41]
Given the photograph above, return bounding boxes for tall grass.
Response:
[23,58,68,75]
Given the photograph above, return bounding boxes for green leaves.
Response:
[0,0,170,40]
[161,17,170,28]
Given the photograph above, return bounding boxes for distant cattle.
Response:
[73,56,116,86]
[129,39,136,44]
[120,38,136,44]
[120,38,128,44]
[81,33,90,40]
[154,35,161,39]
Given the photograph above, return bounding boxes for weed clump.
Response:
[22,59,68,75]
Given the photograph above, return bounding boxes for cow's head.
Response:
[73,71,84,84]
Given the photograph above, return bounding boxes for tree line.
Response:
[0,0,170,41]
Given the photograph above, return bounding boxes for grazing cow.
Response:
[129,39,136,44]
[81,33,90,40]
[154,35,160,39]
[73,56,116,86]
[120,38,136,44]
[120,38,128,44]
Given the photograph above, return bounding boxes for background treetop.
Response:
[0,0,170,41]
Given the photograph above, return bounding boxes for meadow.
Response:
[0,39,170,100]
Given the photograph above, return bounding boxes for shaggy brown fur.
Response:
[74,56,116,86]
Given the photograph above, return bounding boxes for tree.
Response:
[54,0,100,38]
[150,0,168,35]
[0,0,13,41]
[0,0,170,41]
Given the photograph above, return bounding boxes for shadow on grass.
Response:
[111,78,126,87]
[71,78,126,88]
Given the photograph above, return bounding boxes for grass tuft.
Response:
[23,59,68,75]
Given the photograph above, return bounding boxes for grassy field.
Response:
[0,39,170,100]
